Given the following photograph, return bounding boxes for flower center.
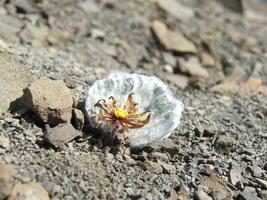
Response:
[114,108,128,119]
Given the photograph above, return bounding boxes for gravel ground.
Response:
[0,0,267,199]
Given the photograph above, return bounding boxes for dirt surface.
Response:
[0,0,267,199]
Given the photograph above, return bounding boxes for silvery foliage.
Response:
[85,72,184,147]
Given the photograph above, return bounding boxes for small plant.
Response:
[85,72,183,147]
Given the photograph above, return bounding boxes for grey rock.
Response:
[44,123,82,147]
[255,178,267,189]
[20,23,49,47]
[0,164,13,199]
[177,57,209,79]
[163,52,176,66]
[9,182,50,200]
[237,191,261,200]
[21,77,73,126]
[0,135,10,152]
[144,160,163,174]
[0,52,34,113]
[77,1,99,13]
[198,174,233,200]
[160,162,176,174]
[214,134,234,153]
[71,109,84,130]
[9,0,36,13]
[194,187,213,200]
[229,164,243,186]
[156,0,194,21]
[152,20,197,54]
[260,190,267,200]
[164,74,189,89]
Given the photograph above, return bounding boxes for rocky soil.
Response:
[0,0,267,199]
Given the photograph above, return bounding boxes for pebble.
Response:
[44,123,82,147]
[164,74,189,89]
[156,0,194,21]
[71,109,84,130]
[198,174,233,200]
[214,134,234,153]
[194,186,213,200]
[144,160,163,174]
[177,57,209,79]
[255,178,267,189]
[152,20,197,54]
[237,191,261,200]
[0,135,10,152]
[200,52,215,67]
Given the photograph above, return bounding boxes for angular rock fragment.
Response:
[194,187,213,200]
[21,77,73,126]
[71,109,84,130]
[44,123,82,147]
[214,134,234,153]
[152,20,197,54]
[9,182,50,200]
[144,160,163,174]
[0,135,10,152]
[198,174,233,200]
[0,164,13,200]
[210,78,267,95]
[200,52,215,67]
[164,74,189,89]
[0,53,34,113]
[177,57,209,78]
[237,191,261,200]
[156,0,194,21]
[20,23,49,47]
[229,168,243,186]
[255,178,267,189]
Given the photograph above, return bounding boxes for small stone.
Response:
[164,74,189,89]
[90,29,105,39]
[152,20,197,54]
[71,109,84,130]
[64,76,77,89]
[177,57,209,78]
[200,52,215,67]
[20,23,49,46]
[9,0,36,13]
[0,164,13,199]
[260,190,267,200]
[229,168,243,186]
[178,182,190,199]
[210,78,267,95]
[144,160,163,174]
[0,136,10,151]
[44,123,82,147]
[255,178,267,189]
[0,53,34,113]
[156,0,194,21]
[214,134,234,153]
[163,64,174,73]
[194,187,213,200]
[78,0,100,13]
[9,182,50,200]
[21,77,73,126]
[237,191,261,200]
[42,181,62,197]
[163,52,176,66]
[198,174,233,200]
[160,162,176,174]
